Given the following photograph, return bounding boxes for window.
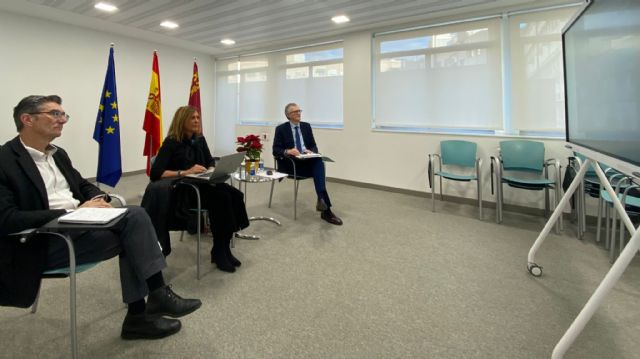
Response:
[510,8,577,133]
[215,43,344,127]
[372,6,578,136]
[373,19,503,131]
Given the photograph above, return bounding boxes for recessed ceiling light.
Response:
[95,2,118,12]
[160,21,179,29]
[220,39,236,45]
[331,15,350,24]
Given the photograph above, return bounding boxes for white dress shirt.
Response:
[22,139,80,210]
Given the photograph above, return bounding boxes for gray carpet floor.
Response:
[1,173,639,359]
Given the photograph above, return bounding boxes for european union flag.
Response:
[93,46,122,187]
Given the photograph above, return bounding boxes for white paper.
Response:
[58,208,128,224]
[296,153,322,159]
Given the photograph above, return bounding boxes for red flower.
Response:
[236,133,262,160]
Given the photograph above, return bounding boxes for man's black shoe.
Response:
[316,198,329,212]
[121,313,181,340]
[321,210,343,225]
[146,285,202,318]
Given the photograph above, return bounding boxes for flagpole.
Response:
[152,47,158,164]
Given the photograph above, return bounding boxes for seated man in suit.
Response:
[0,95,201,340]
[272,103,343,225]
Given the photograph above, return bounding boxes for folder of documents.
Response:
[58,208,128,224]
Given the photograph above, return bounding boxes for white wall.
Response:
[236,32,573,210]
[0,11,215,179]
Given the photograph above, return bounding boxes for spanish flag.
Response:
[143,51,163,176]
[188,59,202,133]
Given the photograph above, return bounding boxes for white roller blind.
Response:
[215,42,344,127]
[509,8,575,132]
[373,18,503,130]
[214,58,240,153]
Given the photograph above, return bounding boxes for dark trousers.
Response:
[195,183,250,242]
[285,157,331,207]
[45,206,167,304]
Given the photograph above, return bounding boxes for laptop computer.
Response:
[185,152,245,184]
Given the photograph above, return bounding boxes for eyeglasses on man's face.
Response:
[288,109,302,115]
[29,110,70,121]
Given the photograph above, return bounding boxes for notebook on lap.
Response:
[185,152,245,184]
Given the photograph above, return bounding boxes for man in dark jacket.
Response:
[0,95,201,340]
[272,103,342,225]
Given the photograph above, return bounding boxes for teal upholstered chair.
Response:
[15,194,126,359]
[567,153,620,240]
[428,140,482,219]
[491,140,562,231]
[597,176,639,263]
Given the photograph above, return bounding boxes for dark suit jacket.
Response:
[0,136,103,307]
[272,121,319,174]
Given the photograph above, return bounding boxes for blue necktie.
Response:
[294,126,303,153]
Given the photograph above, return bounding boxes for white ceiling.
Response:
[0,0,576,57]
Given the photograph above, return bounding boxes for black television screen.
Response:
[563,0,640,174]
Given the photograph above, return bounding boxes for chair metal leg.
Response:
[497,180,504,224]
[30,286,41,314]
[439,177,443,201]
[609,205,618,263]
[553,189,560,234]
[605,205,611,250]
[294,179,299,220]
[58,233,78,359]
[577,182,585,239]
[268,180,275,208]
[196,199,202,281]
[581,183,587,234]
[596,196,603,243]
[431,175,436,212]
[544,187,550,218]
[618,215,626,262]
[477,176,483,220]
[69,263,78,359]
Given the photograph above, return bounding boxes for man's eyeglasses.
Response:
[29,110,70,121]
[288,110,302,115]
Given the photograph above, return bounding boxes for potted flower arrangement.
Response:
[236,134,263,174]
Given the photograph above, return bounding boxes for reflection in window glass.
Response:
[380,37,430,53]
[245,71,267,82]
[286,48,343,64]
[432,49,487,68]
[313,63,343,77]
[286,67,309,79]
[380,55,426,72]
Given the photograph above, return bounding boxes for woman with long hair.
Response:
[150,106,249,273]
